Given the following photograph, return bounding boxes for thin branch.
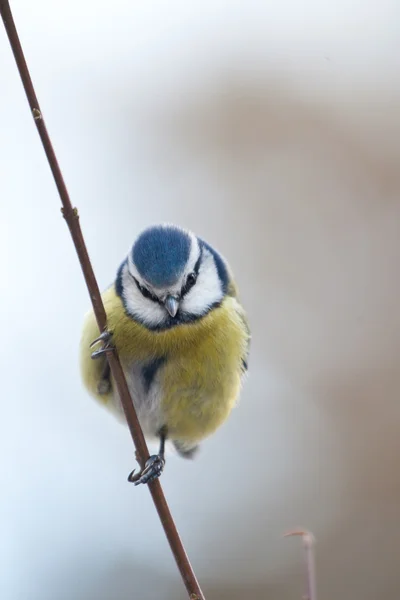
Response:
[0,2,204,598]
[284,529,317,600]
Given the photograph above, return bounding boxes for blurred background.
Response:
[1,1,400,598]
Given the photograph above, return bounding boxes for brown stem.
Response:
[0,2,205,598]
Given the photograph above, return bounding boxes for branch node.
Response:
[61,206,79,220]
[32,107,42,120]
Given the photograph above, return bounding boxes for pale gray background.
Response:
[1,1,400,599]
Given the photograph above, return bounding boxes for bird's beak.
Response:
[164,295,179,317]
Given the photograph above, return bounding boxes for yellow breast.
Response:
[80,286,249,444]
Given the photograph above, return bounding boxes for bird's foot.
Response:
[127,454,165,486]
[90,329,115,359]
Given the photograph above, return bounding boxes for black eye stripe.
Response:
[181,253,202,298]
[181,276,195,297]
[193,252,202,275]
[131,275,162,304]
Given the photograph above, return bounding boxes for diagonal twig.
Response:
[0,2,205,598]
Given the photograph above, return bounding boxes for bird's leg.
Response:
[97,360,111,395]
[90,329,115,359]
[128,427,167,486]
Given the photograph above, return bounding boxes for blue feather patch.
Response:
[132,225,191,287]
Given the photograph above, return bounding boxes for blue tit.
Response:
[80,224,250,485]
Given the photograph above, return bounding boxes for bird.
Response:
[80,223,250,486]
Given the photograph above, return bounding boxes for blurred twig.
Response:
[0,1,205,598]
[284,529,317,600]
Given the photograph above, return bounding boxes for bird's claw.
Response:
[127,455,165,486]
[91,347,115,359]
[90,329,115,359]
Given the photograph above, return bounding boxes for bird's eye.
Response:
[131,274,161,304]
[187,272,197,287]
[181,271,197,297]
[140,285,155,300]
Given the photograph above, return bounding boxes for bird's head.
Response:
[116,224,230,329]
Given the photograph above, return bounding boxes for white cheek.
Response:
[181,253,223,315]
[121,267,166,327]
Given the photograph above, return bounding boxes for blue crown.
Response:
[132,225,191,287]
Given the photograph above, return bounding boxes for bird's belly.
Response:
[109,355,241,445]
[160,356,241,444]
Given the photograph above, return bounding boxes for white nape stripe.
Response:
[186,232,201,273]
